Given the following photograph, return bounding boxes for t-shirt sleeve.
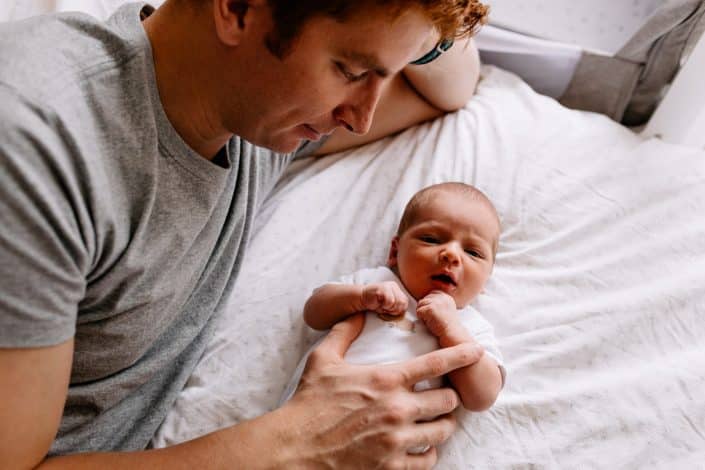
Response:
[460,306,507,387]
[0,86,90,347]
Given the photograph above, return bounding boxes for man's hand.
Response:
[284,314,484,468]
[361,281,408,317]
[30,316,481,469]
[416,290,465,342]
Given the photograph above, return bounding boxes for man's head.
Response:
[200,0,487,153]
[387,182,500,308]
[262,1,489,59]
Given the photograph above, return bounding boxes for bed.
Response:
[4,2,705,467]
[149,63,705,467]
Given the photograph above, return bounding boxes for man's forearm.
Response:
[402,37,481,112]
[38,408,294,470]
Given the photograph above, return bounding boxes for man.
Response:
[0,0,487,467]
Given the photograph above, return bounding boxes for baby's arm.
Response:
[417,292,502,412]
[304,281,408,330]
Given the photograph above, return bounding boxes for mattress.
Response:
[152,66,705,468]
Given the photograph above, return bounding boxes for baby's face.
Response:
[388,191,498,308]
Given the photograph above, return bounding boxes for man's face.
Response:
[220,4,435,153]
[388,191,498,308]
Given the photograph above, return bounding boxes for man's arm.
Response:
[402,37,481,112]
[5,315,483,469]
[0,341,73,470]
[0,340,296,470]
[316,37,481,155]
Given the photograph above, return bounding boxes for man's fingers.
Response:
[411,389,461,421]
[399,342,484,386]
[401,446,438,469]
[313,313,365,360]
[404,413,457,450]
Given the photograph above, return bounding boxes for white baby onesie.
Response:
[280,266,505,405]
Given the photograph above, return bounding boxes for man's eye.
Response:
[335,62,367,83]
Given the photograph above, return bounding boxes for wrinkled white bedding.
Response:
[153,66,705,468]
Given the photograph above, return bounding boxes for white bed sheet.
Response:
[153,66,705,468]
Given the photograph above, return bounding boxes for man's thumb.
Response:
[315,313,365,360]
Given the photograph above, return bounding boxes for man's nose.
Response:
[334,81,383,135]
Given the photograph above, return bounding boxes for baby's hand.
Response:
[416,291,462,339]
[361,282,408,317]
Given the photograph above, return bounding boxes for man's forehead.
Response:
[305,6,434,76]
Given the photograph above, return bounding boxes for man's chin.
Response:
[251,135,304,155]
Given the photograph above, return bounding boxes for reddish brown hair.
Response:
[264,0,489,57]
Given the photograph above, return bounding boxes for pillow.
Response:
[477,0,705,126]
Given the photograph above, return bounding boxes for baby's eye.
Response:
[464,249,483,258]
[420,235,439,244]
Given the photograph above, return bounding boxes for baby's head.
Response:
[387,182,500,308]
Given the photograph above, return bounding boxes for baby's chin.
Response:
[388,265,474,308]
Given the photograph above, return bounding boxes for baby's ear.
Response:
[387,237,400,267]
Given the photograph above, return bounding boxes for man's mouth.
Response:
[302,124,335,141]
[302,124,322,141]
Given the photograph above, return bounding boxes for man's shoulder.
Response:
[0,5,146,106]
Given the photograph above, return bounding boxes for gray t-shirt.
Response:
[0,3,295,454]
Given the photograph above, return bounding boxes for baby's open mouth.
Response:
[431,273,456,286]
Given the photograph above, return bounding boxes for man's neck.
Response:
[142,2,232,160]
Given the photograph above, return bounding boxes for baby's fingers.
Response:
[395,286,409,307]
[416,303,433,320]
[380,289,397,311]
[378,283,399,308]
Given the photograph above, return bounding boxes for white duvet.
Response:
[153,67,705,468]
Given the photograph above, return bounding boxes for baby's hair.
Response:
[396,182,500,258]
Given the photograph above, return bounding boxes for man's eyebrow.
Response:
[340,51,390,78]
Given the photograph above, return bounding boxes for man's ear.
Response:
[387,236,400,268]
[213,0,256,47]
